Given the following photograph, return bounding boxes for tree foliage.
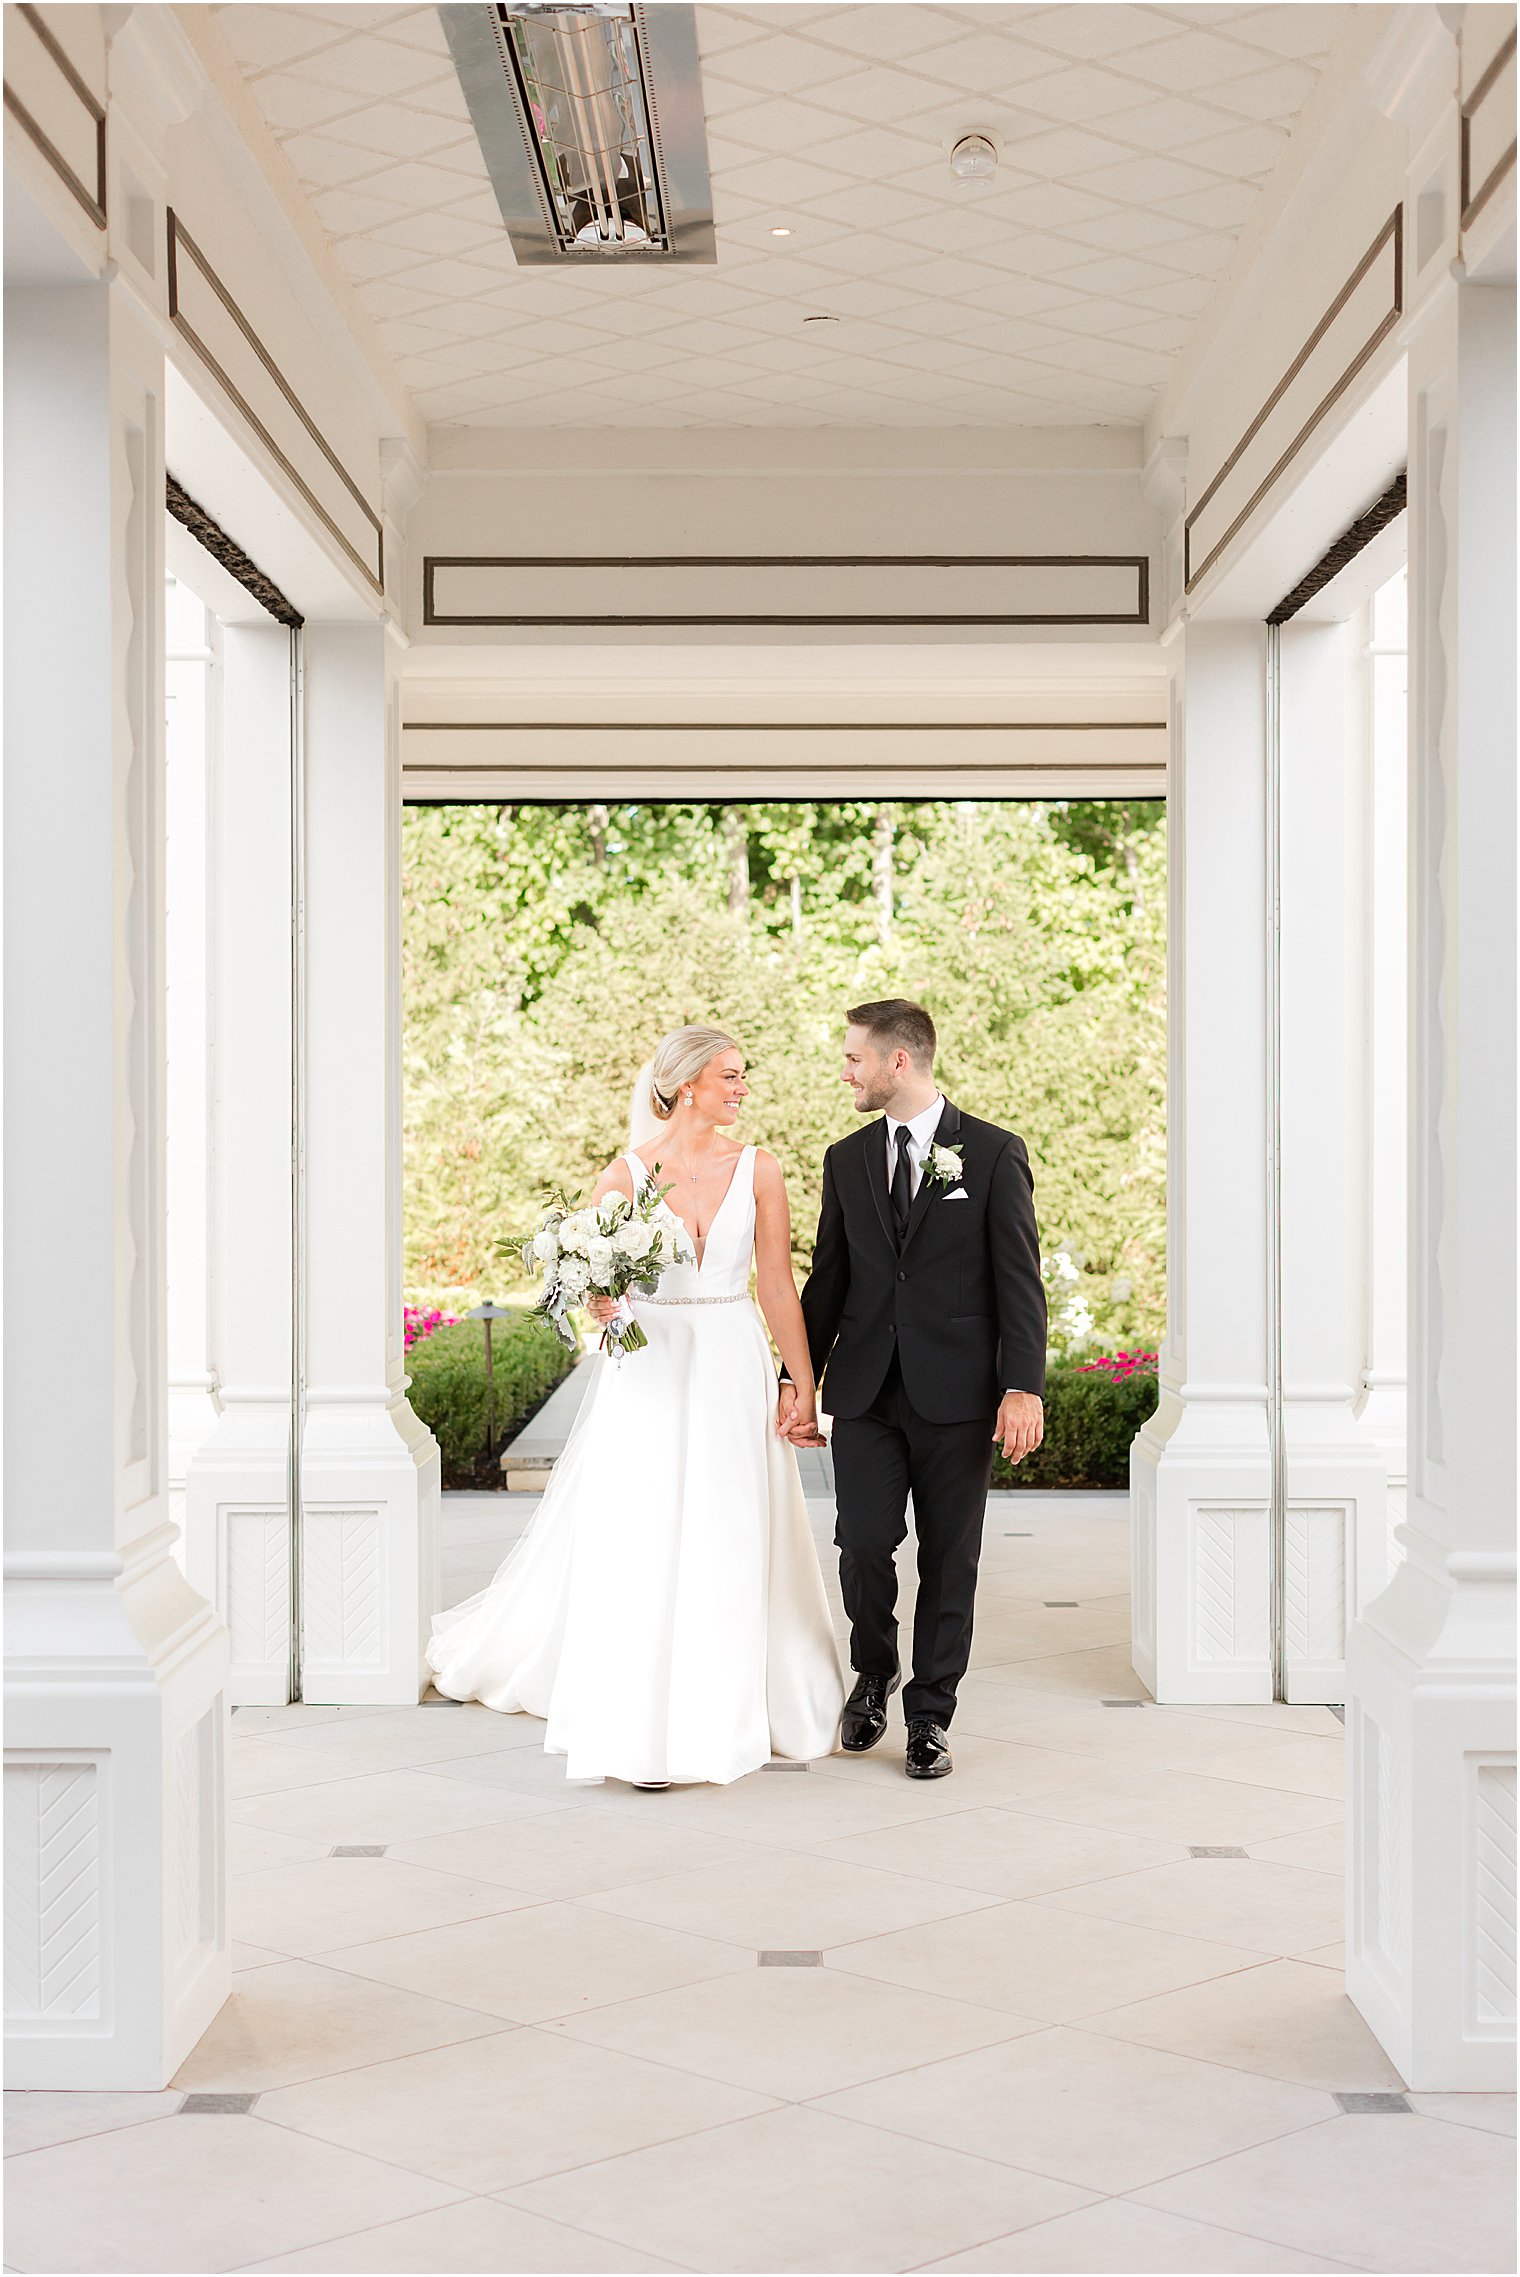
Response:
[402,800,1166,1351]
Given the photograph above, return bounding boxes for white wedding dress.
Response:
[425,1146,845,1784]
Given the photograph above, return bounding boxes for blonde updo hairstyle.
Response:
[648,1024,743,1120]
[627,1025,745,1147]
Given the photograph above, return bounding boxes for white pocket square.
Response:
[943,1187,970,1201]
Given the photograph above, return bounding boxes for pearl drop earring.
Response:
[683,1088,693,1105]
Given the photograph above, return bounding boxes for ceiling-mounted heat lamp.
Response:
[441,3,716,264]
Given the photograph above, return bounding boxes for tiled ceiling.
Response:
[213,2,1346,430]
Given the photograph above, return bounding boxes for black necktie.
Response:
[891,1125,914,1241]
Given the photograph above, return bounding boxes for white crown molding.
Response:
[1142,437,1188,520]
[1362,5,1457,131]
[381,438,426,525]
[423,424,1147,478]
[105,5,210,138]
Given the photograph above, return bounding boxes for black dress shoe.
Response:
[904,1718,952,1779]
[841,1670,900,1752]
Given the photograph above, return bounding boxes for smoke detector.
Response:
[949,133,998,182]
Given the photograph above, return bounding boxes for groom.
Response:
[783,1000,1045,1780]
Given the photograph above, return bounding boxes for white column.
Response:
[4,280,229,2087]
[1346,276,1517,2087]
[182,624,297,1704]
[1357,572,1409,1560]
[301,624,440,1704]
[165,578,220,1558]
[1131,623,1274,1701]
[1277,619,1389,1701]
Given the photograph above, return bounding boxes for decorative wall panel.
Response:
[1185,209,1403,591]
[1192,1506,1270,1666]
[2,4,106,228]
[120,419,158,1494]
[303,1508,384,1669]
[226,1508,290,1671]
[1131,1474,1156,1668]
[1412,409,1449,1484]
[401,717,1168,802]
[1461,25,1517,231]
[1371,1715,1407,1979]
[4,1760,102,2021]
[424,554,1149,631]
[167,214,383,593]
[1475,1762,1517,2027]
[175,1713,216,1969]
[1285,1505,1348,1669]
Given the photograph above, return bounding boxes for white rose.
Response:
[533,1227,560,1263]
[616,1219,654,1262]
[586,1238,615,1283]
[557,1256,589,1300]
[558,1218,588,1257]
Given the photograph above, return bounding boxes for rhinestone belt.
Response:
[633,1291,751,1307]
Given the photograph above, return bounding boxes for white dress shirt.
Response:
[884,1094,945,1200]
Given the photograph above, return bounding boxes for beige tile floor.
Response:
[5,1493,1514,2277]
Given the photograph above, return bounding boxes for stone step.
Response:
[500,1355,594,1470]
[499,1354,835,1495]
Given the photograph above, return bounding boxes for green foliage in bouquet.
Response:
[507,1177,694,1358]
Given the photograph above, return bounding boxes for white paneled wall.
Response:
[1346,267,1517,2090]
[4,274,229,2089]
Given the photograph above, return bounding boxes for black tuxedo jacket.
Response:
[798,1099,1046,1425]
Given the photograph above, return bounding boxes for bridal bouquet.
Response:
[508,1178,695,1359]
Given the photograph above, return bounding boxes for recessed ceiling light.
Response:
[770,226,793,236]
[949,133,998,182]
[802,313,840,325]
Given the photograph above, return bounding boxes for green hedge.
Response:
[991,1359,1158,1489]
[408,1321,1153,1493]
[406,1313,574,1477]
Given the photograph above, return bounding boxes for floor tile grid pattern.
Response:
[5,1494,1513,2275]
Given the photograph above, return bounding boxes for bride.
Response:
[425,1025,846,1786]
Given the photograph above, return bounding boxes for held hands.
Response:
[776,1381,827,1447]
[995,1389,1044,1465]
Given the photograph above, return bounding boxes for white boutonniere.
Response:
[925,1143,964,1190]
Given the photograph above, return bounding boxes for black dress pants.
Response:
[831,1352,995,1725]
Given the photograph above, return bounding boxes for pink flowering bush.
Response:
[404,1304,457,1351]
[991,1351,1159,1489]
[1078,1350,1158,1383]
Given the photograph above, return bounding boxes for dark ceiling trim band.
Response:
[1265,470,1406,625]
[403,757,1162,777]
[1461,27,1518,231]
[1185,207,1404,593]
[3,5,107,228]
[403,719,1166,733]
[422,553,1150,629]
[167,475,304,628]
[167,212,384,595]
[407,789,1166,811]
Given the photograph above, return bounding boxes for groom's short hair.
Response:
[847,998,937,1070]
